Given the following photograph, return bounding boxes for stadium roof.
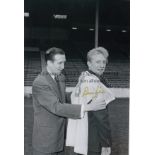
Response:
[24,0,130,28]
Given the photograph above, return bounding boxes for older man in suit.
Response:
[32,47,106,155]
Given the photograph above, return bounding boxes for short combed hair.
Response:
[45,47,65,62]
[87,47,109,62]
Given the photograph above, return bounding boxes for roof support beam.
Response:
[95,0,99,48]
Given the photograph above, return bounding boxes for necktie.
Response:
[55,75,60,88]
[55,75,62,100]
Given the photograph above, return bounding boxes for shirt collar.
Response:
[87,69,101,79]
[46,68,55,79]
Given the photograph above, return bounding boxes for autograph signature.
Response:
[82,86,105,98]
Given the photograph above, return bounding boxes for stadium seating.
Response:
[24,51,41,86]
[64,59,129,88]
[24,49,129,88]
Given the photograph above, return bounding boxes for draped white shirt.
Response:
[66,71,115,155]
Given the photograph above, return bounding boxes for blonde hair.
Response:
[87,47,109,62]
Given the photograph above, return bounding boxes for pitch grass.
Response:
[24,97,129,155]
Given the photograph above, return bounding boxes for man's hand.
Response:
[101,147,111,155]
[83,99,106,112]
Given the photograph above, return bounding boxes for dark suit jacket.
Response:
[32,69,81,153]
[87,70,112,152]
[88,108,112,152]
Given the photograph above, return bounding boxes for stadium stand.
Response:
[104,62,129,88]
[24,50,41,86]
[24,50,129,88]
[63,59,129,88]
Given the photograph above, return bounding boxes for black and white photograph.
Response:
[24,0,130,155]
[2,0,155,155]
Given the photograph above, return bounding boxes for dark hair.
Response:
[45,47,65,62]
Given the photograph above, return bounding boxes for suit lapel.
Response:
[42,69,62,102]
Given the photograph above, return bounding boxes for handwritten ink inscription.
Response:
[82,86,104,98]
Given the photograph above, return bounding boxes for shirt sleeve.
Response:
[80,104,85,118]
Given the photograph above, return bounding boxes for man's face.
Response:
[87,53,107,76]
[48,54,66,75]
